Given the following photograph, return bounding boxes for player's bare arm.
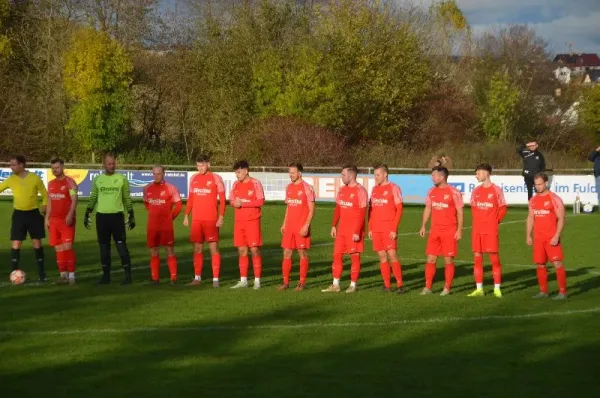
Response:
[44,195,52,229]
[420,206,431,238]
[281,206,288,234]
[300,200,315,237]
[526,207,534,246]
[551,203,565,246]
[454,207,463,241]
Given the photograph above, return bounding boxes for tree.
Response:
[0,0,10,59]
[481,71,520,142]
[63,27,133,159]
[580,85,600,138]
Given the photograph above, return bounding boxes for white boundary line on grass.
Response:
[0,307,599,335]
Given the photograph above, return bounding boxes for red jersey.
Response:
[48,177,77,219]
[229,177,265,222]
[369,182,403,233]
[186,172,226,221]
[425,185,464,233]
[470,183,507,235]
[333,184,368,235]
[143,181,182,225]
[529,192,564,238]
[284,180,315,230]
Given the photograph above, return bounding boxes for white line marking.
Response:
[0,307,598,335]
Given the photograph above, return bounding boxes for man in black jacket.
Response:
[517,141,546,200]
[588,146,600,208]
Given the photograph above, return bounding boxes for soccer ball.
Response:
[10,270,26,285]
[583,203,594,214]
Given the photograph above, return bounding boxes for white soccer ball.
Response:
[10,270,26,285]
[583,203,594,213]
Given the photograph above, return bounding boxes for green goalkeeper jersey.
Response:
[87,173,133,214]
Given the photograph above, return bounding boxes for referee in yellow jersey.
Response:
[0,155,48,281]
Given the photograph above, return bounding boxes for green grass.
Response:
[0,201,599,397]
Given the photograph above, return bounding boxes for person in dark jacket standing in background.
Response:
[517,141,546,200]
[588,146,600,208]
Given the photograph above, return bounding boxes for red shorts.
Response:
[147,228,175,248]
[426,232,458,257]
[371,231,397,252]
[234,218,262,248]
[190,220,219,243]
[281,230,311,250]
[334,234,364,254]
[49,219,75,247]
[471,232,499,253]
[533,238,564,264]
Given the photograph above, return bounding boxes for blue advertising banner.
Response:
[388,174,432,204]
[72,170,189,199]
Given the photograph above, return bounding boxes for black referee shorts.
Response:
[96,212,127,244]
[11,209,46,241]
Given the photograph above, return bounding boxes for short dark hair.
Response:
[233,160,250,171]
[374,164,388,173]
[534,172,548,182]
[342,164,359,175]
[103,152,116,161]
[475,163,492,174]
[196,154,210,163]
[289,163,303,172]
[50,157,64,165]
[10,155,26,165]
[431,166,449,178]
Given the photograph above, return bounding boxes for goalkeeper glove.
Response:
[127,210,136,230]
[84,209,92,230]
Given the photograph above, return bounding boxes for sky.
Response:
[418,0,600,54]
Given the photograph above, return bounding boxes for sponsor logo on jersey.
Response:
[193,187,212,195]
[371,198,389,205]
[49,193,67,200]
[431,201,449,210]
[339,200,354,207]
[148,198,167,205]
[476,201,494,208]
[533,209,551,215]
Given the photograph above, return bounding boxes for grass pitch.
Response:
[0,201,599,397]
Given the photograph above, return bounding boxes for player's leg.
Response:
[165,245,178,284]
[387,249,404,293]
[48,220,66,283]
[250,245,262,289]
[61,222,76,285]
[422,233,441,294]
[296,248,309,290]
[10,210,26,272]
[208,242,221,287]
[231,245,249,289]
[246,218,263,289]
[279,247,293,290]
[377,250,392,291]
[191,242,204,285]
[28,210,47,281]
[345,236,363,293]
[548,243,567,299]
[532,239,549,298]
[322,236,345,292]
[112,213,132,285]
[149,246,161,284]
[468,251,485,296]
[439,233,457,296]
[96,213,113,284]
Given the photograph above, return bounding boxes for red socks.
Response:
[150,255,160,281]
[167,255,178,281]
[490,253,502,285]
[56,250,67,273]
[556,266,567,294]
[282,258,292,285]
[380,262,391,288]
[444,263,455,290]
[193,253,203,278]
[332,253,343,280]
[536,265,548,293]
[473,255,484,284]
[299,257,309,285]
[252,255,262,278]
[391,261,403,287]
[425,262,436,289]
[239,255,249,278]
[211,253,221,279]
[350,254,360,282]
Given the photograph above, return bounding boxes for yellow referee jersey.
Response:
[0,172,48,211]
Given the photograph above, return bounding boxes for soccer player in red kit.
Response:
[322,165,368,293]
[419,166,464,296]
[527,172,567,300]
[143,165,182,285]
[368,164,405,293]
[45,158,78,285]
[279,163,315,291]
[229,160,265,289]
[468,163,507,298]
[183,154,226,287]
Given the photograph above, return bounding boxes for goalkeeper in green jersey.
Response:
[84,153,135,285]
